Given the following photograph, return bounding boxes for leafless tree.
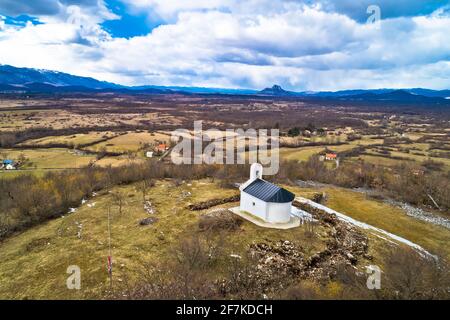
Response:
[137,178,155,203]
[111,191,125,215]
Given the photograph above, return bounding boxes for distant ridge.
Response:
[133,85,258,95]
[0,64,120,89]
[336,89,448,103]
[0,65,449,104]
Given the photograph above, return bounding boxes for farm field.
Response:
[277,137,385,162]
[361,145,450,169]
[0,101,180,131]
[19,131,119,147]
[351,155,413,167]
[1,148,97,169]
[0,148,145,178]
[279,146,327,162]
[0,109,123,131]
[94,156,146,167]
[85,131,171,153]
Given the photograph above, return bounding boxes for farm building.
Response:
[145,151,154,158]
[239,163,295,223]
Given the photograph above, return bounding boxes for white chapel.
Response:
[239,163,295,224]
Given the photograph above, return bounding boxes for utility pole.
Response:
[107,206,113,290]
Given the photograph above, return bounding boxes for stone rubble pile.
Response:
[139,217,158,226]
[249,211,369,284]
[144,201,155,214]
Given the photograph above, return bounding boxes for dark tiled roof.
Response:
[243,179,295,203]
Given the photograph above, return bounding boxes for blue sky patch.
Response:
[101,0,159,38]
[3,14,43,27]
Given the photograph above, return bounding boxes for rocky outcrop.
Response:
[249,214,369,284]
[139,217,158,226]
[250,240,305,277]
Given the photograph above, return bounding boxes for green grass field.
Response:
[1,148,97,169]
[0,149,148,179]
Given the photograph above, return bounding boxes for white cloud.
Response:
[122,0,236,20]
[1,1,450,90]
[0,0,116,21]
[122,0,447,21]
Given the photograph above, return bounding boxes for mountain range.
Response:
[1,65,449,104]
[0,65,120,89]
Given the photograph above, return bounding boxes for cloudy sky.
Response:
[0,0,449,90]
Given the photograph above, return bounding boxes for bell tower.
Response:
[250,163,263,181]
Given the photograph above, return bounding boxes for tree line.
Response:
[1,156,448,241]
[0,161,249,240]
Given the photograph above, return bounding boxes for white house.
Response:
[2,160,15,170]
[239,163,295,224]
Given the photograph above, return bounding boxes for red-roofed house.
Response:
[154,143,169,153]
[325,153,337,161]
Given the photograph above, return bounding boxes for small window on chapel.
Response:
[252,202,255,206]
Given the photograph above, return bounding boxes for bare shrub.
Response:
[115,260,218,300]
[421,159,444,171]
[221,252,262,299]
[382,248,450,300]
[304,219,318,239]
[311,192,326,204]
[198,210,243,232]
[115,234,226,300]
[281,281,320,300]
[173,235,224,271]
[332,263,379,300]
[111,191,125,215]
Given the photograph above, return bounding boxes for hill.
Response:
[0,178,448,299]
[0,65,120,89]
[339,89,448,103]
[259,85,295,96]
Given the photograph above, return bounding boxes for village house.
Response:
[154,143,169,153]
[325,153,337,161]
[303,130,312,137]
[1,159,16,170]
